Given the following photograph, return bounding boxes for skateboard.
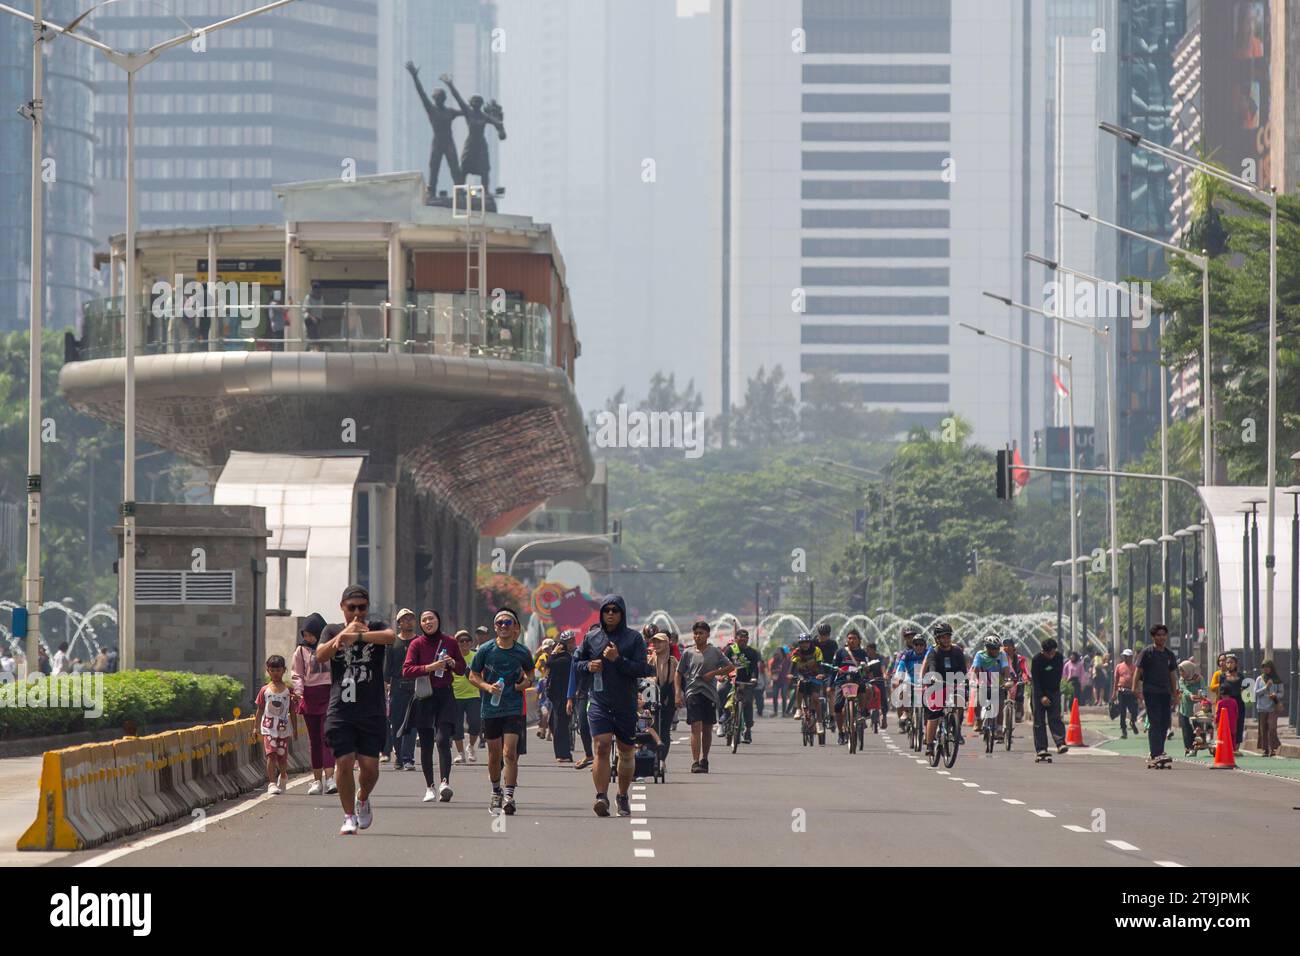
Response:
[1035,751,1052,763]
[1146,754,1173,769]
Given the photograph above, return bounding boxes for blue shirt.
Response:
[895,647,928,681]
[971,650,1009,674]
[469,640,534,718]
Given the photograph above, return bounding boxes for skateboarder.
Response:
[1030,638,1069,760]
[1134,624,1179,768]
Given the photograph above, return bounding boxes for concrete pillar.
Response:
[380,483,397,622]
[207,230,220,352]
[109,246,120,298]
[387,227,406,354]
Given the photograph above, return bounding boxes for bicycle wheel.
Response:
[944,713,960,768]
[871,707,880,734]
[731,704,741,754]
[984,721,994,754]
[928,721,942,766]
[847,700,858,754]
[1004,704,1014,751]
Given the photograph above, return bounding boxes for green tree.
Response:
[945,563,1031,616]
[731,365,798,450]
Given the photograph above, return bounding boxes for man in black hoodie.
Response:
[573,595,654,817]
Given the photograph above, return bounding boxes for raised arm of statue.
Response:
[407,61,434,117]
[441,75,471,116]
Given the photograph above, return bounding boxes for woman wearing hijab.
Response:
[1215,654,1245,754]
[648,631,678,768]
[1176,659,1207,756]
[1254,660,1284,756]
[290,612,336,794]
[399,610,466,803]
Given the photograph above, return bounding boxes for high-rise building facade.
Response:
[91,0,377,242]
[0,0,96,334]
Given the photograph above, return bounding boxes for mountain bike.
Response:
[724,678,757,753]
[928,694,961,769]
[836,665,867,754]
[1003,682,1018,751]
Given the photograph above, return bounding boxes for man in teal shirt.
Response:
[469,607,534,816]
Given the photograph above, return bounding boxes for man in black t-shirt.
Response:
[921,622,968,754]
[814,623,839,667]
[1134,624,1179,762]
[1030,637,1068,756]
[723,629,763,743]
[317,584,394,835]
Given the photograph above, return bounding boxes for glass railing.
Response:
[67,294,554,367]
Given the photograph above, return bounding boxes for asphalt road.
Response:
[47,713,1300,868]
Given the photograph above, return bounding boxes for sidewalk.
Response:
[1081,714,1300,782]
[0,754,67,867]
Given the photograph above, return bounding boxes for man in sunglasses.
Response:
[317,584,395,836]
[468,608,534,815]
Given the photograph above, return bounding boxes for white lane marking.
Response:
[886,745,899,750]
[1063,824,1090,832]
[948,777,965,781]
[630,818,648,824]
[630,803,647,812]
[962,782,980,788]
[1028,809,1055,818]
[1002,798,1025,806]
[936,771,951,776]
[632,785,647,791]
[634,848,655,858]
[915,759,928,764]
[632,831,652,841]
[77,772,313,867]
[1107,840,1140,851]
[1154,860,1184,868]
[977,790,997,795]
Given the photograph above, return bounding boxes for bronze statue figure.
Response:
[440,73,507,193]
[406,61,462,198]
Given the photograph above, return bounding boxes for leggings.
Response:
[303,712,334,770]
[418,724,455,787]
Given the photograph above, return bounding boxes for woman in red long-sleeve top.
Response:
[397,610,466,802]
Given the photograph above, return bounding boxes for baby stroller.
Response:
[611,679,666,784]
[1190,696,1215,753]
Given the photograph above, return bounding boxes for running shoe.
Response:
[423,786,438,803]
[466,748,477,763]
[616,794,631,817]
[594,794,610,816]
[439,781,453,802]
[267,782,281,795]
[339,815,358,835]
[699,758,709,773]
[324,777,338,794]
[490,791,503,815]
[307,780,322,796]
[502,793,516,815]
[453,752,464,765]
[355,797,373,829]
[1056,744,1069,755]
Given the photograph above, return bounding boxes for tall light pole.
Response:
[983,287,1120,658]
[959,322,1077,648]
[0,0,299,668]
[1098,121,1278,657]
[16,0,47,674]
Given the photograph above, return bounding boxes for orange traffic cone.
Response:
[1065,697,1085,746]
[1211,713,1236,769]
[966,697,976,726]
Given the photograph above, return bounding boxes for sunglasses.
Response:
[344,603,368,613]
[494,619,516,629]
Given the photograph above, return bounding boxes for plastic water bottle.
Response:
[593,667,604,693]
[491,678,505,707]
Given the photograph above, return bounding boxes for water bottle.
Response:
[491,677,505,707]
[592,666,604,693]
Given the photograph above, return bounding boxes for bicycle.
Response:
[724,679,757,753]
[836,665,867,754]
[797,668,831,746]
[1003,682,1018,751]
[928,697,962,769]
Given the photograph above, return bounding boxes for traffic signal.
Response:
[610,519,622,545]
[995,448,1011,500]
[966,549,979,576]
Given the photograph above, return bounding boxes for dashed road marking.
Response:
[1107,839,1139,851]
[915,759,928,764]
[962,782,979,788]
[1002,798,1025,805]
[1063,824,1090,832]
[632,830,652,840]
[1154,860,1184,867]
[630,803,647,812]
[948,777,965,781]
[634,848,655,858]
[1028,809,1055,818]
[936,771,951,776]
[630,818,647,824]
[977,790,997,795]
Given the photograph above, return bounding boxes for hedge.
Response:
[0,670,244,739]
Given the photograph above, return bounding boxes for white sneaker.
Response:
[339,815,358,835]
[356,797,373,829]
[453,752,464,765]
[438,781,453,802]
[324,777,338,794]
[278,772,288,791]
[307,780,323,796]
[423,786,438,803]
[466,748,477,764]
[267,782,281,795]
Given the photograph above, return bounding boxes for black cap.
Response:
[816,623,832,636]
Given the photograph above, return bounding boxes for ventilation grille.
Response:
[135,570,236,605]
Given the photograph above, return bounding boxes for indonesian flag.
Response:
[1052,373,1070,398]
[1011,448,1029,488]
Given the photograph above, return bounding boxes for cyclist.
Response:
[969,636,1011,741]
[789,633,826,734]
[722,628,762,744]
[892,627,927,717]
[921,621,968,755]
[862,639,889,730]
[1002,637,1030,723]
[832,629,868,743]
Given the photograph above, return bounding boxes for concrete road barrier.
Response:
[17,717,310,852]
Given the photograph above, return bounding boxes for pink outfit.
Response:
[290,642,334,770]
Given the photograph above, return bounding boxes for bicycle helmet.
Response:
[796,632,815,645]
[931,620,953,637]
[983,636,1000,652]
[816,623,832,637]
[901,624,920,638]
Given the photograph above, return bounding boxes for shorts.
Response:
[685,695,717,726]
[587,701,636,746]
[262,735,289,758]
[482,714,526,741]
[323,713,386,759]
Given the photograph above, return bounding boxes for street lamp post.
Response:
[0,0,300,670]
[1099,121,1278,659]
[1140,538,1157,634]
[1157,533,1177,628]
[1238,506,1253,668]
[1284,486,1300,729]
[959,322,1077,649]
[1077,554,1091,653]
[1052,559,1066,642]
[1246,497,1266,671]
[1175,528,1191,645]
[1122,542,1139,646]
